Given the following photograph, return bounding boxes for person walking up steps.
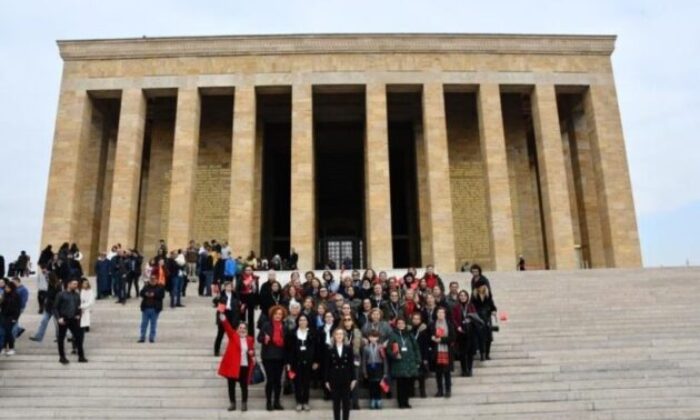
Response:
[54,278,87,364]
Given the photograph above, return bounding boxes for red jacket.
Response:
[217,319,256,382]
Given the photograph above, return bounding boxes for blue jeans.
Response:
[33,311,57,341]
[203,271,214,296]
[170,275,183,307]
[111,274,119,296]
[140,308,159,341]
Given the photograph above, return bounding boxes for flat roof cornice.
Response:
[57,33,617,61]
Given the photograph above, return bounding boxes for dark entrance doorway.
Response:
[387,90,422,267]
[259,90,292,260]
[314,88,366,269]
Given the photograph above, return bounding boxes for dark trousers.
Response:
[182,275,189,297]
[116,275,127,302]
[2,320,15,349]
[263,359,284,403]
[126,274,140,298]
[459,352,474,374]
[368,380,382,400]
[198,273,206,296]
[415,375,426,397]
[435,365,452,393]
[331,383,351,420]
[170,275,183,307]
[227,366,249,403]
[240,293,255,336]
[37,290,47,313]
[58,319,84,359]
[214,315,236,355]
[396,377,413,407]
[293,363,313,404]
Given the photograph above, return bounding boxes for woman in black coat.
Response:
[285,313,318,412]
[325,328,357,420]
[471,281,497,361]
[409,312,429,398]
[316,311,337,400]
[1,282,21,354]
[451,290,480,376]
[258,305,288,411]
[427,307,455,398]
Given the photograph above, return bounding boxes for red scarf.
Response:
[271,321,284,347]
[405,300,417,316]
[424,274,438,289]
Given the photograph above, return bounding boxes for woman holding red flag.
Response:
[217,314,255,412]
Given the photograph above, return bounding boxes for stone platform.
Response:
[1,267,700,419]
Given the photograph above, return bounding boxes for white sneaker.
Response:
[6,349,15,356]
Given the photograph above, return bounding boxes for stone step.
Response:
[4,267,700,418]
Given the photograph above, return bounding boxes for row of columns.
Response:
[43,82,640,271]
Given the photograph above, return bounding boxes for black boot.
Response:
[228,401,236,411]
[266,401,273,411]
[241,402,247,412]
[485,342,492,360]
[273,400,284,410]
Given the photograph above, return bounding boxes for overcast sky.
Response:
[1,0,698,268]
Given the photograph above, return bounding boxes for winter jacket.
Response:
[386,328,420,378]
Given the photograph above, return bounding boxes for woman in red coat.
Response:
[218,314,255,412]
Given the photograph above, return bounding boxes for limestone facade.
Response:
[41,33,642,271]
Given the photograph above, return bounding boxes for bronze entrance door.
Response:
[319,237,364,269]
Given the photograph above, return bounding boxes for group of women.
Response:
[214,264,498,420]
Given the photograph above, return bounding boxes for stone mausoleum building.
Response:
[41,33,642,272]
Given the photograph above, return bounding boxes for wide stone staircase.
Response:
[1,267,700,419]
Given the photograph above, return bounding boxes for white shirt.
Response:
[297,328,308,341]
[324,324,333,346]
[240,337,248,367]
[336,345,343,357]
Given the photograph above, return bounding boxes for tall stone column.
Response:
[41,90,93,248]
[531,84,577,269]
[166,88,201,251]
[229,85,257,257]
[414,121,433,265]
[421,83,456,271]
[477,84,517,270]
[583,84,642,268]
[106,88,147,249]
[290,84,315,269]
[364,83,393,268]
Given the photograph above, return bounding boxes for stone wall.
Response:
[193,105,231,245]
[137,120,173,256]
[502,94,547,270]
[446,93,493,270]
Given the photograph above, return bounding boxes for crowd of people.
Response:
[0,243,94,364]
[0,240,500,420]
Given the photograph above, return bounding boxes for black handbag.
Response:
[252,363,266,385]
[491,313,500,332]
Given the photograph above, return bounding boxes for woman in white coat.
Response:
[72,279,95,354]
